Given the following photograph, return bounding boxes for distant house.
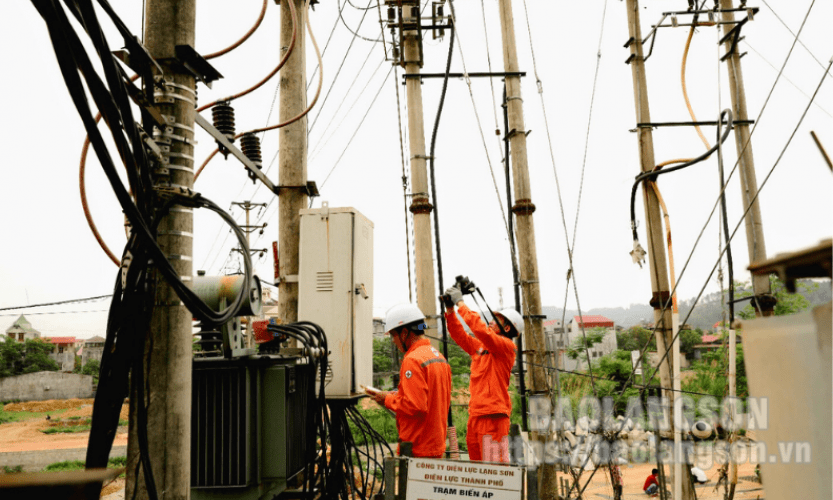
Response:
[549,315,619,371]
[543,318,563,335]
[5,315,42,342]
[693,333,723,360]
[81,336,106,366]
[45,337,77,372]
[372,318,385,338]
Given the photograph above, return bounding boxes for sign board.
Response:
[406,458,523,500]
[631,350,642,375]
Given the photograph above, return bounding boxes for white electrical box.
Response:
[298,204,374,398]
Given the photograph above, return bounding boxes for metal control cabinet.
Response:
[298,204,374,398]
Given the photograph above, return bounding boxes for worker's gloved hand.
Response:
[444,286,463,306]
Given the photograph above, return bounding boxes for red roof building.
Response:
[45,337,77,345]
[571,315,614,328]
[701,334,721,344]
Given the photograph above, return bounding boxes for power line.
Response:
[0,309,110,317]
[742,40,833,119]
[760,0,832,78]
[0,295,112,312]
[319,66,394,188]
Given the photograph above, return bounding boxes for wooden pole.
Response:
[719,0,773,316]
[128,1,196,498]
[495,0,554,496]
[277,0,308,324]
[624,1,695,498]
[401,4,440,348]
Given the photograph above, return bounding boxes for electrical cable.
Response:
[337,0,382,43]
[309,46,383,162]
[306,0,371,136]
[393,63,414,303]
[427,19,455,427]
[760,0,831,78]
[202,0,268,60]
[446,0,512,243]
[196,0,296,112]
[0,295,112,312]
[318,66,393,189]
[194,1,323,180]
[573,56,831,494]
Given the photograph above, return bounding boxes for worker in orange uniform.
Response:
[372,304,452,458]
[443,285,520,463]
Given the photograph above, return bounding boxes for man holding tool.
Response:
[442,278,520,462]
[370,303,452,458]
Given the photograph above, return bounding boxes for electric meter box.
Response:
[298,204,374,398]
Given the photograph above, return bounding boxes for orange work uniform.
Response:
[384,337,452,458]
[446,304,517,462]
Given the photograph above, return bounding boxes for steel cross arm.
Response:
[402,71,526,79]
[194,113,277,193]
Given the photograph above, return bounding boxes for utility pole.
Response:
[495,0,553,496]
[624,1,695,498]
[719,0,774,317]
[399,1,440,347]
[128,1,196,499]
[277,0,308,324]
[232,201,268,347]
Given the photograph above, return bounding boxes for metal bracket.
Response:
[194,113,277,192]
[719,17,749,61]
[174,44,222,88]
[275,181,320,197]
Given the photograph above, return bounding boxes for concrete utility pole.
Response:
[401,3,440,348]
[278,0,308,324]
[232,201,267,347]
[495,0,553,496]
[624,1,694,498]
[127,1,196,499]
[719,0,773,316]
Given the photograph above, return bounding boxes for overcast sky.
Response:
[1,0,830,339]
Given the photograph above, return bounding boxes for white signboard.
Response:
[631,350,642,375]
[406,458,523,500]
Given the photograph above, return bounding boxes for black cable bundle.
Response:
[29,1,253,498]
[266,322,331,496]
[264,322,393,499]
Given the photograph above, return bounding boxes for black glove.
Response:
[458,277,476,295]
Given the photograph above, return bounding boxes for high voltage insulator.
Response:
[212,102,236,159]
[240,133,262,183]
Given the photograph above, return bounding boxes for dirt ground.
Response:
[2,399,765,499]
[568,461,763,499]
[0,399,129,453]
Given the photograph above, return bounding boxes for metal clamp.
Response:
[154,92,196,106]
[157,230,193,238]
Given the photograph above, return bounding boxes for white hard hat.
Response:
[384,303,426,333]
[494,308,524,335]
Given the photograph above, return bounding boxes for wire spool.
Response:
[212,102,236,158]
[240,133,263,183]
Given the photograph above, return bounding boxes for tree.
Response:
[736,275,818,319]
[679,329,703,356]
[21,339,60,374]
[80,359,101,384]
[616,326,656,353]
[372,337,394,374]
[0,339,59,377]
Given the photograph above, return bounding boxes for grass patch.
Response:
[43,460,85,472]
[2,465,23,474]
[40,425,91,434]
[41,457,127,473]
[0,408,69,425]
[68,416,82,421]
